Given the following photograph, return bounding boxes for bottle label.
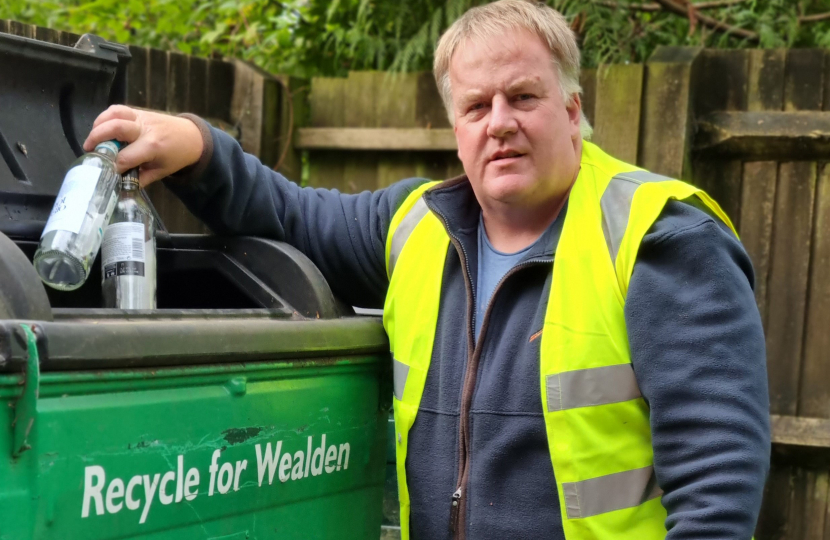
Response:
[41,165,101,237]
[102,222,145,278]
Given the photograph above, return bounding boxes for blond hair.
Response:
[433,0,592,139]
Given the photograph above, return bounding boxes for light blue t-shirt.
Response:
[474,216,540,341]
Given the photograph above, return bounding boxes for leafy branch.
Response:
[595,0,748,11]
[652,0,759,42]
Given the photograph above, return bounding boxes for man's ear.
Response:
[454,123,462,162]
[567,93,582,127]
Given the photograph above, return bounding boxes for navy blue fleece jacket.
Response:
[167,121,771,539]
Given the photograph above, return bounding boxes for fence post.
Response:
[638,46,701,179]
[274,75,308,181]
[592,63,644,165]
[231,59,282,167]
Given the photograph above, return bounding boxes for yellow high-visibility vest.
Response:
[382,141,736,539]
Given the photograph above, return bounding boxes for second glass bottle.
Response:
[102,168,157,309]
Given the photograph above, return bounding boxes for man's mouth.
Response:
[490,150,525,162]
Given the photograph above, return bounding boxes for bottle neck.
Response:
[120,180,139,191]
[94,141,119,160]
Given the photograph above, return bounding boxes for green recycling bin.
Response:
[0,30,391,539]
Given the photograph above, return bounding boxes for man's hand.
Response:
[83,105,204,187]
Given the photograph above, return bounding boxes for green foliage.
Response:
[2,0,830,77]
[389,0,830,71]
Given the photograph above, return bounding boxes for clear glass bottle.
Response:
[33,140,122,291]
[102,169,157,309]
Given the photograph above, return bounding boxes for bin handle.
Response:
[12,323,41,458]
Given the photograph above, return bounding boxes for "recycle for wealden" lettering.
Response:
[81,434,351,524]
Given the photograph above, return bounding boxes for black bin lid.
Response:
[0,31,130,240]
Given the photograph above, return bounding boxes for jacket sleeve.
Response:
[163,120,429,308]
[626,200,771,539]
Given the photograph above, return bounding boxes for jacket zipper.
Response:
[425,204,476,540]
[449,258,551,540]
[426,197,553,540]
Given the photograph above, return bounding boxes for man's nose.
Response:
[487,96,518,138]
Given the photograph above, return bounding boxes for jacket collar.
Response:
[422,174,566,262]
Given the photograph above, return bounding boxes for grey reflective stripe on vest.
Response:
[388,196,430,276]
[393,358,410,401]
[600,170,672,264]
[562,465,663,519]
[545,363,641,412]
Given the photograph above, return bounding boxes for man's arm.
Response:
[164,119,428,308]
[81,106,427,308]
[626,200,771,539]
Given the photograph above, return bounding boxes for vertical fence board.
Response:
[799,51,830,421]
[342,71,380,193]
[377,73,419,129]
[639,47,701,178]
[580,68,597,128]
[126,46,148,108]
[34,26,59,44]
[59,30,80,47]
[0,20,8,34]
[740,162,777,327]
[789,469,829,540]
[308,77,347,189]
[8,21,33,38]
[259,74,281,168]
[166,52,189,113]
[147,48,168,111]
[188,56,208,117]
[230,59,264,156]
[741,49,785,330]
[765,48,825,417]
[749,49,786,112]
[799,163,830,418]
[274,75,307,180]
[766,161,817,416]
[229,59,281,166]
[784,50,825,112]
[343,71,379,128]
[206,60,235,122]
[592,63,643,164]
[824,490,830,540]
[694,159,742,224]
[377,73,421,188]
[757,460,794,539]
[695,49,749,114]
[310,77,346,127]
[416,71,451,129]
[415,72,460,177]
[692,50,749,226]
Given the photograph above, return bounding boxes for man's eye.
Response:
[468,103,484,112]
[516,94,534,101]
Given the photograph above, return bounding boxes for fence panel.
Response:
[304,71,462,193]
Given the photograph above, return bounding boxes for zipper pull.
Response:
[450,487,463,533]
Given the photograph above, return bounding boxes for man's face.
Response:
[450,30,582,210]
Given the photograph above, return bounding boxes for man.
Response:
[84,1,770,538]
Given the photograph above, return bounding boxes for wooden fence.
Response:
[301,48,830,540]
[299,71,463,192]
